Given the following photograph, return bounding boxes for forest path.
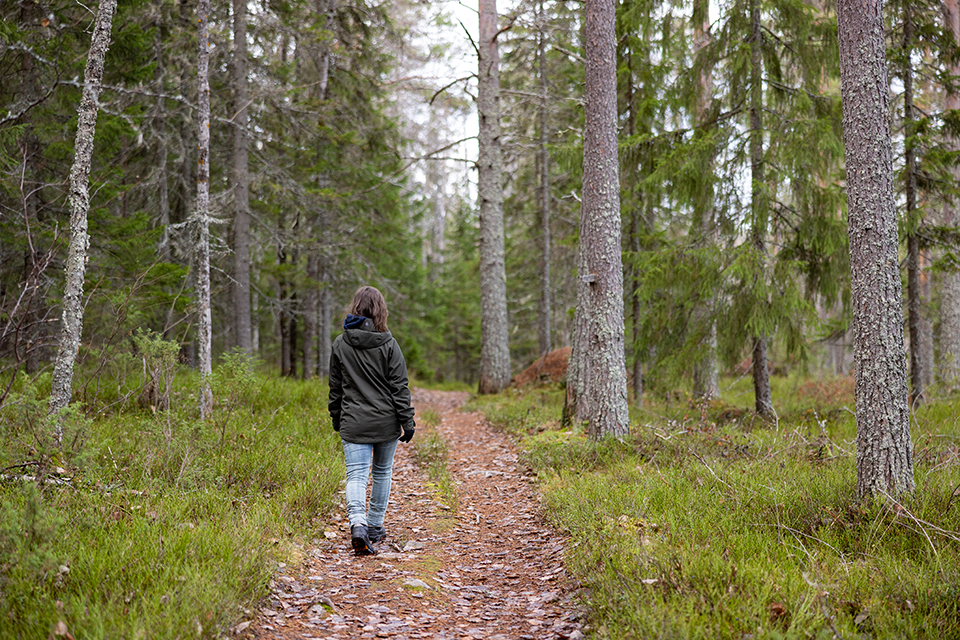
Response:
[246,388,584,640]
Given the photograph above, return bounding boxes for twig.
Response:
[880,490,960,546]
[551,44,585,64]
[0,461,41,473]
[430,75,475,105]
[459,20,479,56]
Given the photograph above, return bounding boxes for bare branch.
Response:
[430,75,475,105]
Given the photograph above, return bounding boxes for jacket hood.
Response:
[344,314,374,331]
[343,314,392,349]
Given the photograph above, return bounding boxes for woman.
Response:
[328,286,416,556]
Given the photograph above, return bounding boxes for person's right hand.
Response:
[399,421,415,443]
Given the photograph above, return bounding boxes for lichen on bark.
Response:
[48,0,119,445]
[837,0,915,499]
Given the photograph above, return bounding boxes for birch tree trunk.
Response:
[837,0,915,499]
[48,0,118,443]
[477,0,511,394]
[940,0,960,388]
[749,0,774,418]
[232,0,252,355]
[195,0,213,418]
[577,0,629,438]
[537,0,552,358]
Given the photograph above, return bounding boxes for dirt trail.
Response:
[246,389,584,640]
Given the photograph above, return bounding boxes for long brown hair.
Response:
[348,286,389,332]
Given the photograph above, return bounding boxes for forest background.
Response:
[2,0,960,637]
[5,0,960,401]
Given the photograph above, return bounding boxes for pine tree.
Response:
[477,0,511,394]
[837,0,915,498]
[573,0,629,438]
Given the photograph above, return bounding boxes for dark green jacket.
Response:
[328,320,415,443]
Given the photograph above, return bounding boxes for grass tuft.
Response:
[411,427,459,513]
[0,356,340,640]
[478,379,960,639]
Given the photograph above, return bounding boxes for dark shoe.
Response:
[368,525,386,543]
[351,525,375,556]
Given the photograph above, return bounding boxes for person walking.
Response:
[328,286,416,556]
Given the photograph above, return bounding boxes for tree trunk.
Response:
[837,0,914,499]
[577,0,629,438]
[749,0,773,418]
[941,0,960,387]
[278,222,292,377]
[319,273,332,379]
[48,0,119,442]
[232,0,252,355]
[902,4,925,406]
[195,0,213,418]
[920,252,933,389]
[303,251,318,379]
[622,42,644,408]
[691,0,719,400]
[476,0,511,394]
[537,0,552,358]
[562,295,589,426]
[154,1,171,261]
[251,260,260,353]
[630,207,643,407]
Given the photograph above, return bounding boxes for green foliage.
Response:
[482,383,960,639]
[412,429,458,512]
[0,363,342,639]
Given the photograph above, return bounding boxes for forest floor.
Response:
[244,388,585,640]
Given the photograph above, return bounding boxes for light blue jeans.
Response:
[342,439,399,529]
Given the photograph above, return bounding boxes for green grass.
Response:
[474,378,960,639]
[411,411,459,513]
[0,356,342,640]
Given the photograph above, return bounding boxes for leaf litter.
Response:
[242,389,585,639]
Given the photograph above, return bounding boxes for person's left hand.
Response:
[399,420,415,443]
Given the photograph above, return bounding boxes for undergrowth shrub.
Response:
[0,347,341,639]
[481,379,960,639]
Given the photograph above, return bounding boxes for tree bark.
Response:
[537,0,552,358]
[232,0,253,355]
[837,0,914,499]
[941,0,960,387]
[48,0,119,442]
[278,219,293,377]
[319,273,332,379]
[477,0,511,394]
[691,0,719,400]
[622,42,644,408]
[749,0,774,418]
[576,0,629,438]
[195,0,213,418]
[630,206,643,407]
[303,251,318,379]
[154,0,171,261]
[902,3,925,406]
